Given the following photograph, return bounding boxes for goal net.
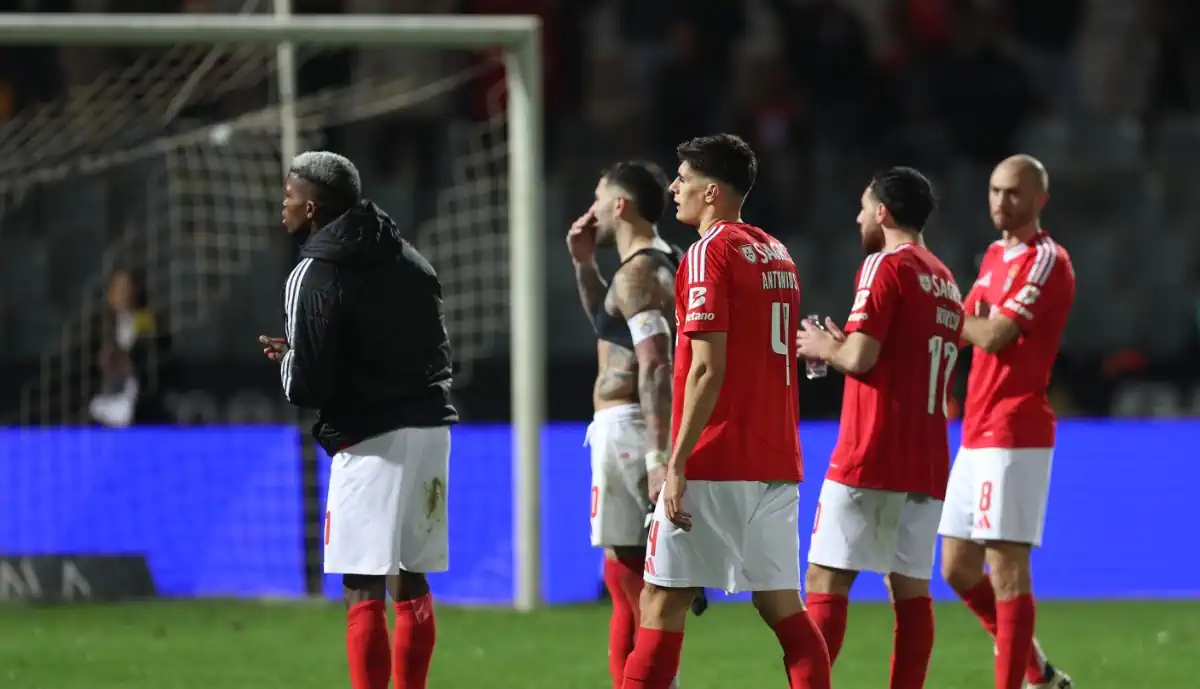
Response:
[0,30,510,426]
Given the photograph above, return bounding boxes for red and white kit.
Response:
[937,232,1075,546]
[644,221,804,593]
[808,244,964,579]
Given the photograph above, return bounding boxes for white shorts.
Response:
[323,426,451,575]
[643,480,801,594]
[586,404,653,547]
[807,480,944,580]
[937,447,1053,546]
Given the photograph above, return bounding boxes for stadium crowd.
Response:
[0,0,1197,423]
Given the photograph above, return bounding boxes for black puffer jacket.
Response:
[279,200,457,453]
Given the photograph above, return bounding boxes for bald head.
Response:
[995,154,1049,193]
[989,155,1049,233]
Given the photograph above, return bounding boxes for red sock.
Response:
[772,610,832,689]
[805,593,849,664]
[960,579,1046,683]
[890,596,934,689]
[621,628,684,689]
[995,594,1036,689]
[393,593,437,689]
[346,600,391,689]
[604,558,644,689]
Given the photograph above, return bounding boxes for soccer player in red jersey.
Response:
[796,167,962,689]
[620,134,831,689]
[936,155,1076,689]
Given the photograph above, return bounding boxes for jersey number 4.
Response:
[927,335,959,416]
[771,302,791,386]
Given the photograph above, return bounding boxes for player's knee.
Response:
[885,573,930,602]
[639,583,693,630]
[751,589,805,627]
[343,574,387,604]
[940,538,986,592]
[985,542,1032,599]
[805,564,852,596]
[387,570,430,601]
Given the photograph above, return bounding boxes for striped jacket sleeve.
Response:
[280,257,342,408]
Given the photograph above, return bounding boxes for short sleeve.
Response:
[681,232,732,333]
[996,244,1074,330]
[844,252,900,342]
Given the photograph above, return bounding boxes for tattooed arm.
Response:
[574,262,608,324]
[611,255,674,456]
[566,211,607,323]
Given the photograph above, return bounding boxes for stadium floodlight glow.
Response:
[0,12,545,612]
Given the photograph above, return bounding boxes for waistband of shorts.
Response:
[592,403,642,423]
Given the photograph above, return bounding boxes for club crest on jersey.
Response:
[739,245,758,263]
[918,274,932,293]
[1004,265,1019,292]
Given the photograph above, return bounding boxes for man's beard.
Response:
[595,225,617,247]
[861,226,885,254]
[995,208,1034,232]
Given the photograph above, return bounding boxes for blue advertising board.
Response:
[2,422,1196,602]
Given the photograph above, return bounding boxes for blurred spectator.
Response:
[1141,0,1200,122]
[1003,0,1086,115]
[650,21,715,158]
[619,0,744,99]
[937,5,1033,164]
[733,59,805,228]
[766,0,877,146]
[88,268,170,427]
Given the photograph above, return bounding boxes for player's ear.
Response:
[874,202,888,225]
[304,200,316,220]
[613,195,628,218]
[704,182,719,204]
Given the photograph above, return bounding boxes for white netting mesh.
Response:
[0,37,510,425]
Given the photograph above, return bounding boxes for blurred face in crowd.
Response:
[857,187,886,255]
[590,176,624,247]
[282,174,316,235]
[669,162,713,228]
[107,270,134,312]
[989,159,1047,233]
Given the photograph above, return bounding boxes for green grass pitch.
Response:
[1,599,1196,688]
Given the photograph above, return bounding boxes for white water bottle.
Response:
[804,314,828,380]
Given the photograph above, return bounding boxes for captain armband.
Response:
[627,310,671,346]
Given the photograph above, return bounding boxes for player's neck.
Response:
[882,228,923,252]
[616,223,656,261]
[697,208,741,236]
[1001,223,1040,247]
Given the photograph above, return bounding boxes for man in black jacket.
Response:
[260,150,456,689]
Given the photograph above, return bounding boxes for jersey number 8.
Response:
[927,335,959,416]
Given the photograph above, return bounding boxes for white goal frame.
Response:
[0,13,546,612]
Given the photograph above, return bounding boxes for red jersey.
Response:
[961,232,1075,449]
[829,244,964,499]
[673,221,803,482]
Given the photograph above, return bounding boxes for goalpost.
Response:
[0,13,546,612]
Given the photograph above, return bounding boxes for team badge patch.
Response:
[740,245,758,263]
[918,274,932,293]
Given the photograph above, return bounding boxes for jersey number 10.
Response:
[927,335,959,416]
[771,302,791,387]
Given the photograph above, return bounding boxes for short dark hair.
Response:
[602,160,669,224]
[676,134,757,196]
[867,166,937,230]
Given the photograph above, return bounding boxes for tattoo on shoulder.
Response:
[612,256,672,317]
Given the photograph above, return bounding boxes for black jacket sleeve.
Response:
[280,258,341,408]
